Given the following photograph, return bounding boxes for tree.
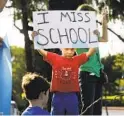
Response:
[113,53,124,73]
[95,0,124,21]
[10,0,47,72]
[94,0,124,42]
[11,46,27,112]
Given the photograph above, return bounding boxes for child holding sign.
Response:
[32,31,98,115]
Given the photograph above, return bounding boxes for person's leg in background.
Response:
[79,71,97,115]
[93,81,103,115]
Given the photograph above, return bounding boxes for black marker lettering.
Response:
[37,12,49,24]
[49,28,58,44]
[77,12,83,22]
[37,29,49,46]
[78,28,87,43]
[69,28,78,44]
[85,13,90,22]
[60,12,72,22]
[57,28,69,44]
[71,12,76,22]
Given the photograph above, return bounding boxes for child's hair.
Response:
[77,4,96,12]
[22,73,50,100]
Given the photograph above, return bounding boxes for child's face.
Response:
[61,48,75,58]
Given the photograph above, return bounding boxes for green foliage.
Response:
[11,46,27,112]
[11,0,124,22]
[120,79,124,87]
[11,0,48,22]
[113,53,124,72]
[102,54,123,95]
[102,54,123,81]
[103,95,124,100]
[95,0,124,21]
[103,95,124,106]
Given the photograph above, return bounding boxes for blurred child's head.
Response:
[61,48,75,58]
[22,73,50,107]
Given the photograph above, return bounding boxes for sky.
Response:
[0,2,124,58]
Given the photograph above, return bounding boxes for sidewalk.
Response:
[102,107,124,115]
[103,106,124,110]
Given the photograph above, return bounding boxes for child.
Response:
[32,32,96,115]
[21,73,50,115]
[76,4,108,115]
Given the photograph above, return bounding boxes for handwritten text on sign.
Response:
[33,11,98,49]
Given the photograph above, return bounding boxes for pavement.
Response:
[102,107,124,115]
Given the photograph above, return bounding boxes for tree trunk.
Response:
[21,0,33,72]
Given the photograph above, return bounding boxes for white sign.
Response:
[33,11,98,49]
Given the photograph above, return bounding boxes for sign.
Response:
[33,11,98,49]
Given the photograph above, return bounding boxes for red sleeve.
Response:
[74,53,88,66]
[44,52,57,65]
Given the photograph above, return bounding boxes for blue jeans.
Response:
[51,92,79,115]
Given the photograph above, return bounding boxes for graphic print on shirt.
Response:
[54,66,77,84]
